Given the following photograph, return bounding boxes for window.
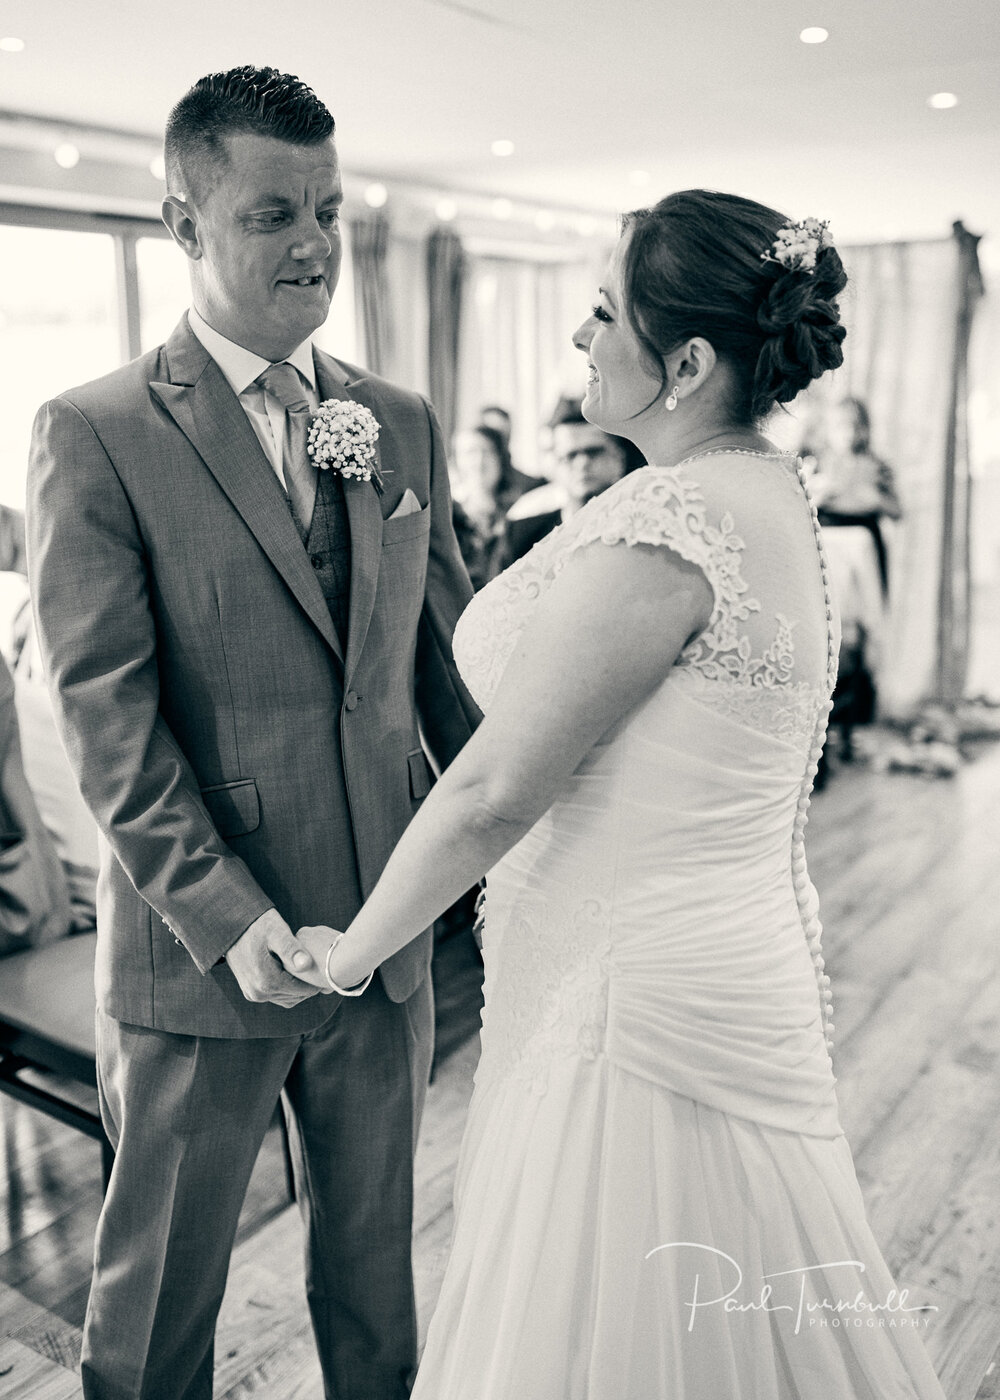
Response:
[137,235,191,352]
[0,223,119,508]
[0,206,361,510]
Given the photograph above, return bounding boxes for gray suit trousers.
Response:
[82,978,434,1400]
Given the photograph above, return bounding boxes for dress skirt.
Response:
[412,1054,946,1400]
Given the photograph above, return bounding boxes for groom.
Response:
[27,66,478,1400]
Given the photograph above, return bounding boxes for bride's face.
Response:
[573,236,665,436]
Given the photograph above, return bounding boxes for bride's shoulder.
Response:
[586,463,706,513]
[559,465,719,564]
[665,448,801,485]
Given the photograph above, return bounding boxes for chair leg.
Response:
[278,1109,296,1203]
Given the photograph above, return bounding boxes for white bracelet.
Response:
[324,931,374,997]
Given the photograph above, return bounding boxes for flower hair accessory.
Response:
[761,217,833,275]
[307,399,385,495]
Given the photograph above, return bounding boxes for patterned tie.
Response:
[256,362,318,538]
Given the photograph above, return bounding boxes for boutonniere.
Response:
[307,399,386,496]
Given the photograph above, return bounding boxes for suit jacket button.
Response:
[310,553,324,569]
[345,690,359,711]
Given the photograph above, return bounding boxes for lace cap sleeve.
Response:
[552,467,726,610]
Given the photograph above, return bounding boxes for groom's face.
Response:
[189,131,343,361]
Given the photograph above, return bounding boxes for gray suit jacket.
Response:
[27,316,479,1037]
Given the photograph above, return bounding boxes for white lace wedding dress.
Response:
[413,454,946,1399]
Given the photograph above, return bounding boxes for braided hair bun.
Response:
[619,191,848,423]
[752,245,847,417]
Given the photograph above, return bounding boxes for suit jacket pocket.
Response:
[381,503,430,547]
[200,779,260,838]
[407,749,433,801]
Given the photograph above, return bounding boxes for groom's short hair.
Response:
[164,65,335,204]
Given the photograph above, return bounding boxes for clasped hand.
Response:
[225,910,352,1007]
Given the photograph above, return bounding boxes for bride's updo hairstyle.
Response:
[620,190,847,422]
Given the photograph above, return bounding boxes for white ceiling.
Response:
[0,0,998,245]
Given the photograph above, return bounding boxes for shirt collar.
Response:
[187,306,316,396]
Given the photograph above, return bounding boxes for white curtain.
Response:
[384,232,430,395]
[456,251,602,475]
[785,228,983,718]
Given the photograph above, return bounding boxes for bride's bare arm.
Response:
[315,538,713,988]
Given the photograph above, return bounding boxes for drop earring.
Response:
[665,385,680,411]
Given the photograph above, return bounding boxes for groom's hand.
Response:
[292,925,342,992]
[226,908,321,1007]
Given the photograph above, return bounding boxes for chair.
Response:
[0,931,113,1186]
[0,932,295,1198]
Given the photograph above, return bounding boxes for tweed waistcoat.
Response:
[304,468,352,642]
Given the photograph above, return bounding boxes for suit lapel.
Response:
[151,319,343,664]
[314,353,384,687]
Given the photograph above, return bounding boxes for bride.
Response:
[300,189,946,1398]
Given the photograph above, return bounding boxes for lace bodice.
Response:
[454,458,837,747]
[454,454,841,1107]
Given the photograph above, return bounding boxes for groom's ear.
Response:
[162,195,203,262]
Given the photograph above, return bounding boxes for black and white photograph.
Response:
[1,2,998,1396]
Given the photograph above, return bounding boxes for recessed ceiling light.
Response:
[928,91,958,109]
[800,27,829,43]
[534,209,556,232]
[0,37,25,52]
[54,143,80,170]
[577,215,598,238]
[629,170,651,186]
[491,139,515,158]
[492,198,513,220]
[149,153,166,181]
[435,197,458,222]
[364,182,388,208]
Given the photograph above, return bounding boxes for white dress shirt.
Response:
[186,307,347,483]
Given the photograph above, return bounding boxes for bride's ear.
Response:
[667,338,718,393]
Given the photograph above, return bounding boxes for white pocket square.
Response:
[387,488,423,520]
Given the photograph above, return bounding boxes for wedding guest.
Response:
[478,403,512,454]
[28,65,477,1400]
[808,395,901,593]
[0,504,26,576]
[451,423,529,588]
[502,402,638,564]
[478,404,537,494]
[807,396,902,762]
[0,652,73,954]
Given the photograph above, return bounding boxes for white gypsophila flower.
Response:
[307,399,384,492]
[761,218,833,275]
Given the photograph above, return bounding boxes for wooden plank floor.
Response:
[2,739,999,1398]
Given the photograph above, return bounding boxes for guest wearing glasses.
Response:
[502,402,639,565]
